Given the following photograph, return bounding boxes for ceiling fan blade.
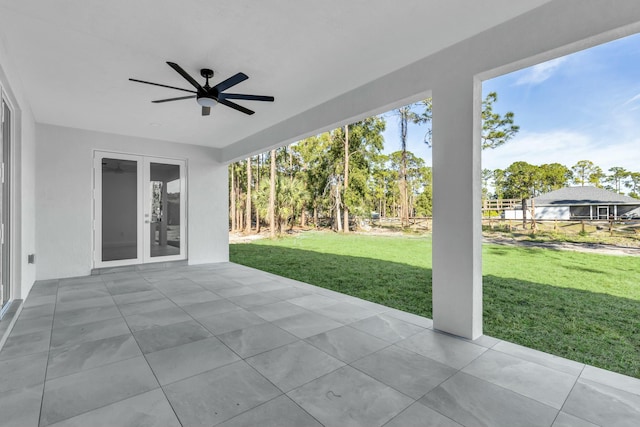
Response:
[129,78,197,94]
[219,93,274,102]
[167,62,204,91]
[152,95,196,103]
[213,72,249,93]
[218,98,255,115]
[202,106,211,116]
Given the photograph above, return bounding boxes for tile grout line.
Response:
[38,279,60,427]
[106,273,186,427]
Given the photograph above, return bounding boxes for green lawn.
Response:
[230,231,640,378]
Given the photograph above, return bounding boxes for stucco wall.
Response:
[35,124,228,280]
[0,41,37,300]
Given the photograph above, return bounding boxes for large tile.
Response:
[248,300,310,321]
[55,296,116,313]
[40,356,159,426]
[263,287,313,301]
[106,280,155,296]
[552,412,600,427]
[310,302,377,324]
[59,275,104,286]
[46,389,181,427]
[166,289,220,306]
[56,287,110,303]
[163,360,281,427]
[353,345,456,399]
[181,299,241,319]
[23,294,57,308]
[215,285,261,298]
[17,303,56,320]
[563,378,640,427]
[218,323,298,358]
[112,289,166,305]
[492,340,584,376]
[124,306,192,331]
[580,365,640,396]
[350,313,425,343]
[52,304,122,328]
[153,279,204,295]
[0,351,48,392]
[396,329,487,369]
[145,337,240,385]
[50,317,130,349]
[273,311,343,339]
[0,330,51,360]
[9,314,54,337]
[228,292,281,308]
[198,309,266,335]
[288,294,340,309]
[0,383,44,427]
[132,319,211,353]
[420,372,558,427]
[384,309,433,329]
[384,402,463,427]
[288,365,413,427]
[118,297,176,316]
[47,334,141,380]
[305,326,389,363]
[462,349,577,409]
[217,395,322,427]
[247,340,345,392]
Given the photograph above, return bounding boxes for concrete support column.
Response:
[431,75,483,339]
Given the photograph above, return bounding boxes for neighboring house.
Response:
[504,187,640,220]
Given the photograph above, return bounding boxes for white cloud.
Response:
[515,57,567,86]
[482,130,640,173]
[622,93,640,105]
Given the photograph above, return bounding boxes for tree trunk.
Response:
[400,108,409,228]
[301,210,306,227]
[313,205,318,229]
[245,157,252,232]
[343,125,349,233]
[230,163,236,231]
[335,179,342,232]
[269,149,276,238]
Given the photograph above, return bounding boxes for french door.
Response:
[94,152,186,268]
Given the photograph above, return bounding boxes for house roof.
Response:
[532,186,640,206]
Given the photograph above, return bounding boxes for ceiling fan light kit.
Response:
[130,62,274,116]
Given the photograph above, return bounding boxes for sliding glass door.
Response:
[94,152,186,268]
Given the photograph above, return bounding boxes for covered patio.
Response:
[1,0,640,425]
[2,263,638,427]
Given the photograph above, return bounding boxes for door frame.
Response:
[93,151,187,269]
[0,89,14,312]
[143,156,187,263]
[597,205,609,220]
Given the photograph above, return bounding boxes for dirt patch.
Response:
[483,236,640,257]
[230,228,640,256]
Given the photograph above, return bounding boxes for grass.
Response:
[230,231,640,378]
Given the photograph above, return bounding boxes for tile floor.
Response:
[1,262,639,427]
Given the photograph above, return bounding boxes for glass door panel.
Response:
[148,162,181,258]
[143,158,185,263]
[101,158,139,261]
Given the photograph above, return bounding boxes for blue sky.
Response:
[382,32,640,176]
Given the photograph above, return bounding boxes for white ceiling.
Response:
[0,0,551,148]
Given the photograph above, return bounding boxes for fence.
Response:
[482,217,640,238]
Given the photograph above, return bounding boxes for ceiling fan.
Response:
[130,62,274,116]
